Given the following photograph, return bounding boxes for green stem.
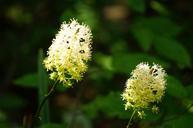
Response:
[162,103,193,123]
[35,80,59,119]
[126,110,136,128]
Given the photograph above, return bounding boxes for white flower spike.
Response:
[43,19,92,87]
[122,62,166,118]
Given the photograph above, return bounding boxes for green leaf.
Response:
[14,73,38,88]
[76,4,99,31]
[0,110,6,121]
[163,114,193,128]
[88,66,113,87]
[83,91,132,119]
[94,53,114,71]
[0,93,25,109]
[127,0,145,13]
[60,10,74,23]
[166,75,187,98]
[111,40,129,54]
[0,123,10,128]
[131,17,182,37]
[39,123,64,128]
[150,1,169,15]
[185,85,193,100]
[38,49,50,124]
[154,37,191,68]
[162,95,185,118]
[113,53,169,74]
[131,27,154,51]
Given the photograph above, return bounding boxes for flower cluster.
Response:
[43,19,92,87]
[122,62,166,118]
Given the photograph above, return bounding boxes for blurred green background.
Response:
[1,0,193,127]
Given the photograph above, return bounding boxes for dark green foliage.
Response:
[113,53,169,74]
[0,93,25,109]
[186,85,193,100]
[1,0,193,127]
[154,38,191,68]
[14,73,38,88]
[39,123,65,128]
[162,114,193,128]
[83,92,132,119]
[166,75,187,98]
[37,49,50,124]
[127,0,146,13]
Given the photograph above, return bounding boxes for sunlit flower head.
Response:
[122,62,166,118]
[43,19,92,87]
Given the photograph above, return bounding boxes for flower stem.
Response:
[126,110,136,128]
[35,80,59,119]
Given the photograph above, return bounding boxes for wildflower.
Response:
[43,19,92,87]
[122,62,166,118]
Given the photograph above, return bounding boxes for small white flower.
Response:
[122,62,166,118]
[43,19,92,87]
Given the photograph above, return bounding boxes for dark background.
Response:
[1,0,193,127]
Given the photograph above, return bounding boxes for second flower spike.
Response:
[122,62,166,118]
